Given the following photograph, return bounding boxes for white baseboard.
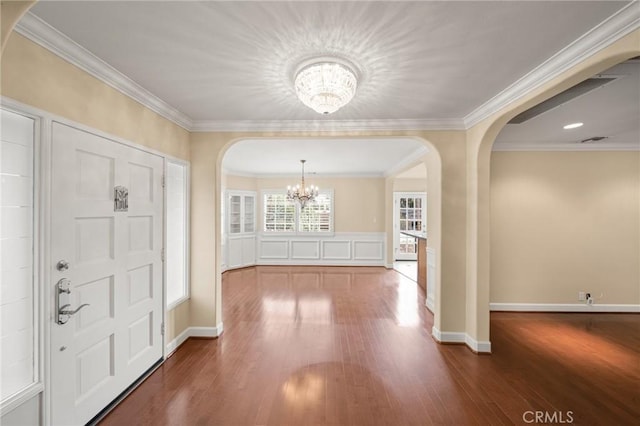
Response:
[166,323,224,357]
[431,327,491,354]
[166,328,191,357]
[425,295,435,313]
[490,303,640,313]
[465,335,492,353]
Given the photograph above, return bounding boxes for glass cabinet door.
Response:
[229,194,242,234]
[244,195,255,233]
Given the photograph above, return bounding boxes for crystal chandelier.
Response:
[294,57,358,115]
[287,160,318,209]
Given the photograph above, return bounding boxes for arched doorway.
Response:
[213,136,444,339]
[467,31,639,352]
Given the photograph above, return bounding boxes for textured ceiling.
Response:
[223,138,426,176]
[495,60,640,149]
[20,1,638,174]
[29,1,630,122]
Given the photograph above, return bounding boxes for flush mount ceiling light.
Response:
[563,122,584,129]
[294,57,358,115]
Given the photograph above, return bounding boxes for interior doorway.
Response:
[393,192,426,261]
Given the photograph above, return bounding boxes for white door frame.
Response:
[393,192,426,261]
[1,97,180,425]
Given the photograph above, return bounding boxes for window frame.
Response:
[165,158,191,311]
[0,107,43,413]
[261,189,334,236]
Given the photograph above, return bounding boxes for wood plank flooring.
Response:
[100,266,640,425]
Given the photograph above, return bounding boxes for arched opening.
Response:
[468,33,639,353]
[213,136,444,337]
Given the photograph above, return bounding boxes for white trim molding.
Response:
[490,303,640,313]
[465,335,492,354]
[257,232,386,266]
[165,324,224,357]
[464,2,640,128]
[431,327,492,354]
[431,326,491,354]
[191,118,465,132]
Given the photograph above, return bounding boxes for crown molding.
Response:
[384,145,429,177]
[189,118,465,133]
[13,4,639,134]
[464,2,640,129]
[14,12,194,131]
[492,141,640,152]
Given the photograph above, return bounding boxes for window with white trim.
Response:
[1,109,38,404]
[298,192,332,232]
[264,193,296,232]
[166,160,189,309]
[263,190,333,234]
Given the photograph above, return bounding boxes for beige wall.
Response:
[393,178,427,192]
[491,151,640,304]
[1,1,35,53]
[1,33,192,342]
[225,174,257,191]
[1,34,190,160]
[226,174,386,233]
[466,29,640,346]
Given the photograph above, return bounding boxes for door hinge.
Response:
[161,175,165,188]
[161,322,165,336]
[161,248,165,262]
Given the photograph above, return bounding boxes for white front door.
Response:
[393,192,426,261]
[50,123,164,425]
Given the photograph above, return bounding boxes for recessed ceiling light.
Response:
[563,122,583,129]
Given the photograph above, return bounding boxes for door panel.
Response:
[394,193,426,261]
[50,123,163,425]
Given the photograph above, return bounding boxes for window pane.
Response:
[298,193,332,233]
[1,110,36,400]
[167,161,189,307]
[263,193,295,232]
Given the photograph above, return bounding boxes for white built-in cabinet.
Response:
[226,191,256,269]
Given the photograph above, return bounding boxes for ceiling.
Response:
[494,60,640,150]
[19,1,639,175]
[223,138,426,176]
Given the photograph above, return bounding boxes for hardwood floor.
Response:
[100,266,640,425]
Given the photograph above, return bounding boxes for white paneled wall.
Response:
[258,233,386,266]
[0,110,35,401]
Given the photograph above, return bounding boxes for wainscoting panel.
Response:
[353,240,384,260]
[257,233,386,266]
[291,240,321,260]
[227,235,256,269]
[321,240,351,260]
[259,240,289,259]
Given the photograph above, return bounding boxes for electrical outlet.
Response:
[578,291,586,301]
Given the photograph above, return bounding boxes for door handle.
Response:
[59,303,90,316]
[58,303,90,324]
[55,278,91,325]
